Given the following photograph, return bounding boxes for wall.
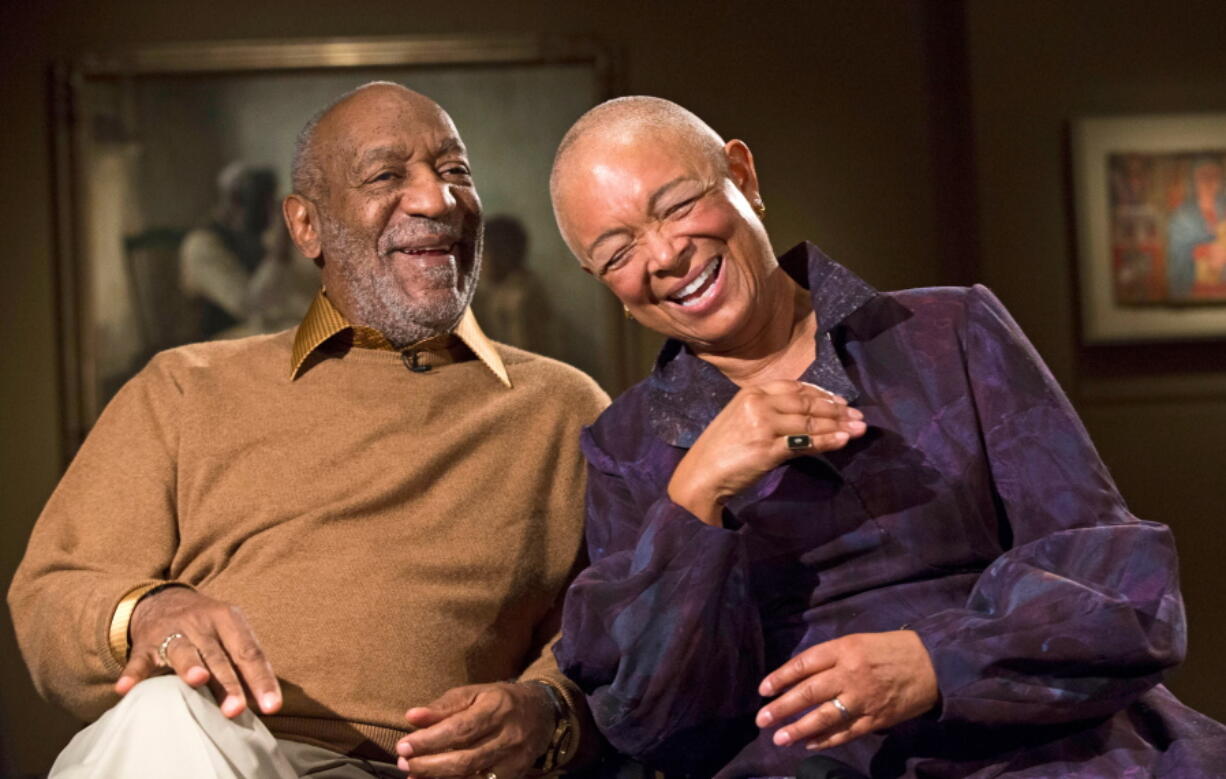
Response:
[0,1,941,773]
[965,0,1226,721]
[4,0,1225,774]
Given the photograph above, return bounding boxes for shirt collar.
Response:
[290,290,511,387]
[645,242,877,448]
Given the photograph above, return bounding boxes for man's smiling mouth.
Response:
[387,242,458,262]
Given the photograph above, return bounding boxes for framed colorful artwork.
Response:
[1073,113,1226,343]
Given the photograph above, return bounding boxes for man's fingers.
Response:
[404,685,478,728]
[216,612,282,714]
[403,701,497,755]
[115,652,157,694]
[162,633,211,688]
[191,634,249,718]
[399,733,507,778]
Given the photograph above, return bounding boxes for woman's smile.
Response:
[663,255,724,311]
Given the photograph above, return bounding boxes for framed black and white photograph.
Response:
[53,35,626,453]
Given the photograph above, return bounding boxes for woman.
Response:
[548,97,1225,778]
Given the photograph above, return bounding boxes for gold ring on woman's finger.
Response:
[785,434,811,451]
[156,632,187,667]
[830,696,853,724]
[483,772,498,779]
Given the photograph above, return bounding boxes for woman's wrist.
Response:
[667,477,724,526]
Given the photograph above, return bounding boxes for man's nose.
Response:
[397,171,456,219]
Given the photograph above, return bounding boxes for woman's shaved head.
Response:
[550,96,729,202]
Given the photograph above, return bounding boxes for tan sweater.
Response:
[8,325,609,759]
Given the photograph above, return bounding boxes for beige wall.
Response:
[3,0,1224,773]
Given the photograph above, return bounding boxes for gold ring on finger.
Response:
[830,696,853,724]
[785,434,812,451]
[156,632,187,667]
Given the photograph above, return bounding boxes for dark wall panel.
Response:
[966,0,1226,722]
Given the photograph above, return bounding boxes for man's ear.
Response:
[283,194,322,261]
[724,139,762,205]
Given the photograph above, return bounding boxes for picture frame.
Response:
[51,35,628,458]
[1072,113,1226,344]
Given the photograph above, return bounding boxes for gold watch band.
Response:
[107,581,192,667]
[526,679,577,773]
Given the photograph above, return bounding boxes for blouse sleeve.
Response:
[554,431,766,774]
[909,285,1186,727]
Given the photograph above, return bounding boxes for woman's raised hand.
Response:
[666,380,866,526]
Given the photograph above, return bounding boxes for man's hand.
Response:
[115,587,282,719]
[668,381,866,525]
[755,631,938,751]
[395,682,554,778]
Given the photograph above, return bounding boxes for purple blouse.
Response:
[555,243,1226,778]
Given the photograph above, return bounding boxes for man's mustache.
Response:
[378,219,464,255]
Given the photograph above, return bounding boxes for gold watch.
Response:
[526,680,575,773]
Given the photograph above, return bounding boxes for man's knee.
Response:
[118,674,212,712]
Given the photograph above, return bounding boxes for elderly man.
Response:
[547,96,1226,778]
[9,82,607,779]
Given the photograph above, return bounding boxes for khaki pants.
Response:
[50,677,405,778]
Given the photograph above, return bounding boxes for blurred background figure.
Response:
[179,162,316,340]
[474,214,554,355]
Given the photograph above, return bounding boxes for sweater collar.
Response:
[290,290,511,387]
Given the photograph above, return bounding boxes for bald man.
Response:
[9,82,607,779]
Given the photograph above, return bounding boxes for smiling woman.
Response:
[548,96,1226,778]
[552,111,793,363]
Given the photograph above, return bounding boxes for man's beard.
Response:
[320,214,482,348]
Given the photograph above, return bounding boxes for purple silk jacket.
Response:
[555,244,1226,778]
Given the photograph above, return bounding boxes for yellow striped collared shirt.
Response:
[290,290,511,387]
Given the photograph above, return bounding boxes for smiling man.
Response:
[9,82,607,779]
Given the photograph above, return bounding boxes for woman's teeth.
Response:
[669,257,722,306]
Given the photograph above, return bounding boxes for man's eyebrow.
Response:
[352,137,468,173]
[353,146,405,172]
[584,175,698,259]
[435,137,468,158]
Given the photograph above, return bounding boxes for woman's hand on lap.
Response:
[755,631,939,751]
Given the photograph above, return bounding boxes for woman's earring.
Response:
[753,199,766,219]
[623,304,634,321]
